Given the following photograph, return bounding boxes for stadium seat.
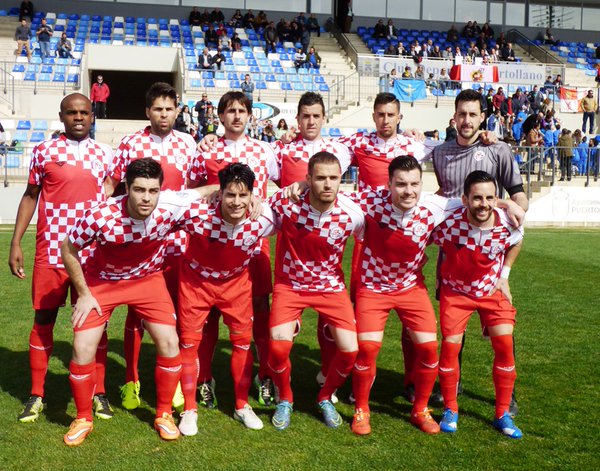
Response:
[17,120,31,130]
[30,131,45,142]
[13,130,29,141]
[33,120,48,130]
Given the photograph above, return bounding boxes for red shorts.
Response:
[32,267,75,310]
[74,271,176,332]
[355,282,437,334]
[178,261,253,342]
[248,240,272,297]
[439,285,516,337]
[270,284,356,332]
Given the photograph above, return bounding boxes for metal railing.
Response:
[0,65,16,114]
[506,29,562,66]
[0,59,83,96]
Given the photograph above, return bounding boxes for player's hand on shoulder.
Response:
[280,129,297,145]
[197,133,219,152]
[249,195,263,220]
[283,181,308,202]
[498,199,525,227]
[479,130,498,145]
[8,244,26,279]
[402,128,425,141]
[71,294,102,328]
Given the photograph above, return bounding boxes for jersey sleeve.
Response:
[108,138,130,182]
[178,200,210,235]
[259,141,281,183]
[258,205,277,237]
[188,153,208,184]
[422,193,463,226]
[498,209,524,246]
[344,190,371,213]
[28,145,44,186]
[268,189,289,229]
[68,209,99,250]
[335,133,359,165]
[496,142,524,195]
[332,141,352,173]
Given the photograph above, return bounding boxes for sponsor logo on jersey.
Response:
[490,244,502,255]
[247,156,260,168]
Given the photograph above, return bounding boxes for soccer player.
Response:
[177,163,275,435]
[61,158,206,446]
[267,151,364,430]
[349,156,462,436]
[108,82,199,410]
[433,170,523,439]
[8,93,114,423]
[188,91,279,408]
[432,89,528,415]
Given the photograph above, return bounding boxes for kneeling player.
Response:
[177,163,275,435]
[350,156,463,435]
[433,171,523,439]
[61,158,205,446]
[267,152,364,430]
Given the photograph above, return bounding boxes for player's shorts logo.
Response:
[176,153,187,166]
[247,156,260,168]
[244,235,258,246]
[413,223,427,236]
[329,227,345,240]
[474,150,485,162]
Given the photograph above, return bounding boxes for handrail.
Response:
[506,28,562,65]
[0,64,16,114]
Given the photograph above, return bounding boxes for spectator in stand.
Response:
[462,21,476,39]
[212,47,225,71]
[14,19,32,60]
[525,120,544,148]
[493,87,506,114]
[275,119,288,140]
[90,75,110,119]
[571,130,583,174]
[384,43,398,56]
[289,21,301,44]
[430,45,442,58]
[36,18,52,61]
[577,135,589,175]
[454,45,463,61]
[295,12,307,27]
[501,42,516,61]
[402,66,413,79]
[300,23,311,53]
[204,24,218,47]
[467,42,480,61]
[276,18,290,42]
[544,28,559,46]
[57,32,73,59]
[528,86,545,114]
[262,120,276,143]
[175,105,193,133]
[194,93,212,125]
[19,1,34,22]
[243,10,255,29]
[294,48,307,71]
[489,47,500,62]
[476,32,487,52]
[189,7,202,27]
[373,19,386,39]
[485,87,495,114]
[219,31,231,51]
[481,22,494,39]
[445,118,457,141]
[398,42,408,56]
[488,109,503,138]
[200,104,218,136]
[306,47,322,69]
[386,19,398,40]
[589,139,599,180]
[241,74,254,107]
[558,128,574,181]
[496,31,507,49]
[437,68,450,92]
[389,68,400,86]
[211,8,225,23]
[255,11,269,29]
[426,73,438,91]
[447,25,459,43]
[553,74,563,93]
[232,33,242,52]
[307,13,320,37]
[442,46,453,59]
[230,9,244,28]
[198,48,215,70]
[581,89,597,134]
[511,89,527,113]
[414,65,425,80]
[264,21,278,55]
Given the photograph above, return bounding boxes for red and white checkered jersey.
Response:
[337,132,438,190]
[28,134,112,269]
[274,136,352,187]
[352,191,462,293]
[270,190,364,292]
[188,136,279,200]
[432,207,523,297]
[68,190,200,281]
[109,126,198,257]
[180,204,275,280]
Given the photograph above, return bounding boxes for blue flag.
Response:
[393,80,428,103]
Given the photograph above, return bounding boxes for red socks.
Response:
[491,334,516,418]
[268,339,293,403]
[197,309,219,383]
[317,318,337,378]
[180,340,199,411]
[411,341,439,413]
[230,332,254,409]
[29,322,54,397]
[69,361,96,421]
[155,354,182,417]
[123,310,144,383]
[352,340,382,412]
[317,350,357,403]
[439,340,462,412]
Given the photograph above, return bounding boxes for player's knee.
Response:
[357,340,382,364]
[34,309,59,325]
[415,341,439,367]
[230,330,252,348]
[155,331,180,357]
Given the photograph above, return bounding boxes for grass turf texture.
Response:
[0,228,598,470]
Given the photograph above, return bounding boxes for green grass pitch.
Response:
[0,228,598,470]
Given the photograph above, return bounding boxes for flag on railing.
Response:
[393,80,427,103]
[560,87,587,113]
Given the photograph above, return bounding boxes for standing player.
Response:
[8,93,114,423]
[267,152,364,430]
[188,91,279,408]
[433,171,523,438]
[108,82,199,410]
[177,163,275,435]
[432,89,528,415]
[61,158,205,446]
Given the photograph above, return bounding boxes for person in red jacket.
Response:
[90,75,110,119]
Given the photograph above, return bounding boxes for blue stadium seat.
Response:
[53,73,65,82]
[13,130,29,141]
[30,131,45,142]
[203,79,215,88]
[256,81,267,90]
[24,72,36,81]
[67,74,79,83]
[33,120,48,130]
[318,83,330,92]
[17,120,31,130]
[38,73,52,82]
[12,64,25,73]
[230,80,241,88]
[281,82,292,91]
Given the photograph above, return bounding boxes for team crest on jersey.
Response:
[412,223,427,236]
[158,226,170,237]
[92,159,104,172]
[490,244,502,255]
[175,153,187,166]
[474,150,485,162]
[329,227,345,240]
[247,156,260,168]
[244,235,258,246]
